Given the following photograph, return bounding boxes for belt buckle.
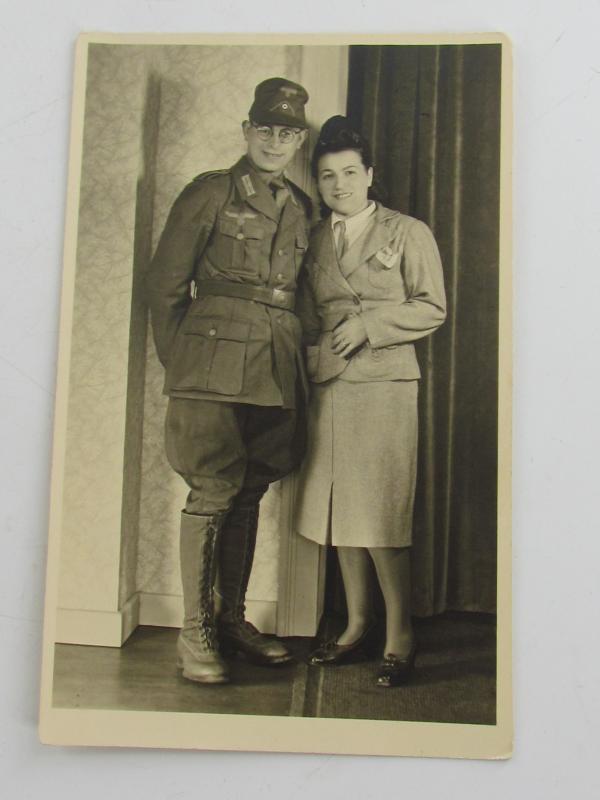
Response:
[271,288,287,307]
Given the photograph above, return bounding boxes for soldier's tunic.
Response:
[147,156,311,514]
[294,203,446,548]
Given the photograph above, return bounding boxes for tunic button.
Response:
[236,232,244,240]
[277,273,284,281]
[352,295,361,305]
[278,249,286,256]
[208,328,216,336]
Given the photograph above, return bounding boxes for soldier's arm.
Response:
[296,253,321,347]
[146,179,219,366]
[360,219,447,349]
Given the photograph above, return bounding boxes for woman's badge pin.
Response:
[375,245,400,269]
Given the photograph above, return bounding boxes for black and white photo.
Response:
[39,33,511,759]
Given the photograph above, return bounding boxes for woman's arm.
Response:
[360,219,447,349]
[296,254,322,347]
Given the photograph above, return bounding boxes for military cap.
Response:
[249,77,309,129]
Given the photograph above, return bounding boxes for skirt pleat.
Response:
[294,379,418,548]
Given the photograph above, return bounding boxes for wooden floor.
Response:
[52,612,496,724]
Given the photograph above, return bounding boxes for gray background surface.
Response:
[1,0,599,796]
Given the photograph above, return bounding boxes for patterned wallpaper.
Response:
[58,43,313,625]
[58,45,150,610]
[118,71,161,609]
[137,45,304,604]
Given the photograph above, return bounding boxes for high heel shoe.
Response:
[375,642,417,687]
[308,624,378,666]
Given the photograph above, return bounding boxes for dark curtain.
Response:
[347,45,502,615]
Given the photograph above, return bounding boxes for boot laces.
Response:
[195,521,220,649]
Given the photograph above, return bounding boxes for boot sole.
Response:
[221,647,294,667]
[177,658,230,684]
[181,670,230,684]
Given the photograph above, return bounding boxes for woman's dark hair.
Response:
[311,115,374,178]
[312,115,384,217]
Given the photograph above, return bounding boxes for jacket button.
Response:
[278,249,286,256]
[277,273,284,281]
[352,296,361,305]
[208,328,216,336]
[236,232,244,240]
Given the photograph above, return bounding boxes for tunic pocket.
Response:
[215,217,264,277]
[239,221,265,271]
[169,317,250,395]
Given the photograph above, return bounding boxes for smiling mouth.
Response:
[334,193,352,199]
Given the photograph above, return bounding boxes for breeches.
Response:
[165,397,305,515]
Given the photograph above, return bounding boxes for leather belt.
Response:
[194,279,295,311]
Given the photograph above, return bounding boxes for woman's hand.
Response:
[331,315,368,359]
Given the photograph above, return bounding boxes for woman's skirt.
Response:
[294,378,418,548]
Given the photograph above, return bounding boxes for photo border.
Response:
[39,30,512,759]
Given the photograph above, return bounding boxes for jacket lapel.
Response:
[231,157,279,223]
[276,180,305,234]
[310,219,356,293]
[271,199,304,263]
[340,204,399,280]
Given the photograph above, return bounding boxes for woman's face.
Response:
[317,149,373,217]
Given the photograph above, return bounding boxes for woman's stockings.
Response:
[369,547,414,657]
[336,546,373,645]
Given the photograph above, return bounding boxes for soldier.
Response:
[147,78,311,684]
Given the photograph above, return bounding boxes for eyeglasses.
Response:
[250,122,302,144]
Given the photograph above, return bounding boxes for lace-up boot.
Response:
[177,511,229,684]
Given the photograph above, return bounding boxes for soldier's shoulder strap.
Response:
[191,168,231,184]
[181,168,233,206]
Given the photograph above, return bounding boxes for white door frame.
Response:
[275,46,349,637]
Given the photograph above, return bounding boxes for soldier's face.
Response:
[243,121,307,174]
[317,150,373,218]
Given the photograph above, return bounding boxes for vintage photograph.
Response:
[39,33,511,758]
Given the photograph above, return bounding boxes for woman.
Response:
[295,116,446,687]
